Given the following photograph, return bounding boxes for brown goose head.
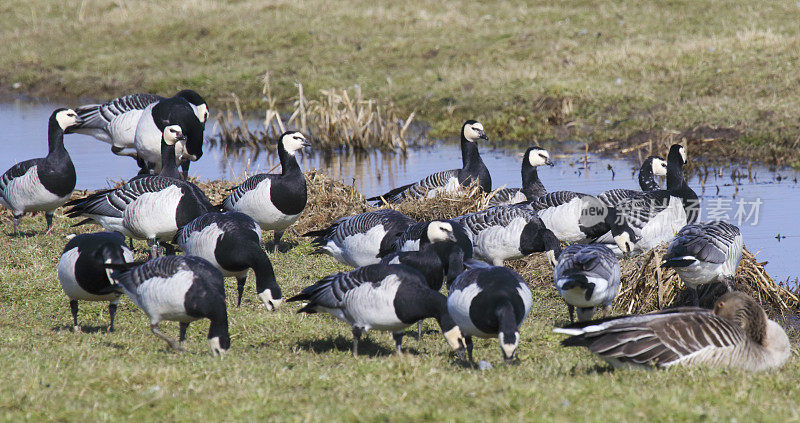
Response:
[713,292,767,345]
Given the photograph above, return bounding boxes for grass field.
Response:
[2,212,800,421]
[2,1,800,164]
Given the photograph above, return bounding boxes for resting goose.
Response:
[288,263,467,356]
[303,209,416,267]
[66,123,215,257]
[134,90,207,177]
[554,244,620,322]
[175,211,282,309]
[661,221,743,305]
[611,144,698,255]
[368,120,491,204]
[488,147,553,206]
[222,131,310,250]
[387,219,472,257]
[598,155,667,206]
[453,204,561,266]
[555,292,790,371]
[58,231,134,332]
[108,256,230,355]
[447,264,533,364]
[527,191,617,245]
[0,108,81,235]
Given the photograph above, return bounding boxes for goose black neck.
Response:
[434,294,458,333]
[207,311,231,348]
[520,161,542,199]
[638,159,658,191]
[160,140,181,179]
[666,153,686,192]
[460,136,482,170]
[496,300,518,337]
[250,248,281,297]
[47,118,68,157]
[278,143,302,176]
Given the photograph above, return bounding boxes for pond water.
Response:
[1,99,798,284]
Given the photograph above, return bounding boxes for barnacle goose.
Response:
[453,204,561,266]
[288,263,467,356]
[74,93,155,159]
[554,244,620,322]
[447,264,533,364]
[488,147,553,206]
[58,232,134,332]
[222,131,310,250]
[387,219,472,257]
[134,90,207,177]
[175,211,282,309]
[611,144,698,255]
[368,120,491,204]
[527,191,617,245]
[597,155,667,206]
[661,221,743,305]
[555,292,790,371]
[303,209,416,267]
[108,256,230,355]
[66,124,215,258]
[0,108,81,235]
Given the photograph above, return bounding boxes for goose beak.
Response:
[546,159,555,167]
[176,134,187,142]
[456,348,466,362]
[478,130,488,141]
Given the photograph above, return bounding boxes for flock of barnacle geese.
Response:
[0,93,789,371]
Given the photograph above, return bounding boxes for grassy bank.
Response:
[2,1,800,164]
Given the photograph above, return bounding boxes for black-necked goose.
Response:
[175,211,282,309]
[222,131,310,250]
[368,120,491,204]
[611,144,698,255]
[387,219,473,257]
[555,292,790,371]
[447,264,533,364]
[134,90,207,177]
[597,155,667,206]
[661,221,743,305]
[0,108,81,235]
[554,244,620,322]
[288,263,467,356]
[488,147,553,206]
[527,191,617,245]
[454,204,562,266]
[303,209,416,267]
[108,255,230,355]
[58,231,134,332]
[66,124,215,257]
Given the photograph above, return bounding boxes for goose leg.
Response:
[163,243,176,256]
[44,211,54,234]
[465,336,474,366]
[273,230,284,253]
[236,276,247,307]
[392,331,404,355]
[12,214,22,237]
[150,323,184,352]
[128,237,134,250]
[70,300,79,332]
[351,327,363,357]
[147,238,159,259]
[568,304,575,323]
[108,300,118,332]
[179,322,190,347]
[181,161,191,180]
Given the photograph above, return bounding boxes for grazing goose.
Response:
[453,204,561,266]
[611,144,698,255]
[527,191,617,245]
[287,263,467,356]
[447,264,533,364]
[222,131,310,250]
[387,219,473,257]
[303,209,416,267]
[134,90,207,176]
[555,292,790,371]
[554,244,620,322]
[108,256,230,355]
[661,221,743,305]
[0,108,81,235]
[597,155,668,206]
[58,232,134,332]
[368,120,491,204]
[488,147,553,206]
[175,211,282,309]
[66,124,215,257]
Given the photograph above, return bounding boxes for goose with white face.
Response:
[283,132,311,155]
[498,332,519,362]
[678,146,687,164]
[162,125,187,146]
[427,221,457,243]
[196,104,209,123]
[56,109,82,132]
[652,157,668,177]
[528,148,554,167]
[463,122,488,142]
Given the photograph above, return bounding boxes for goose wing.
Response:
[222,173,272,209]
[66,176,182,218]
[597,188,645,207]
[454,204,538,234]
[555,244,618,281]
[613,191,673,231]
[527,191,582,210]
[287,266,375,310]
[0,159,41,197]
[369,169,460,203]
[75,93,163,130]
[664,221,742,264]
[487,188,524,206]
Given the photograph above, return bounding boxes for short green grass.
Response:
[2,1,800,164]
[2,213,800,421]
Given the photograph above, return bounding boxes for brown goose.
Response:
[555,292,790,371]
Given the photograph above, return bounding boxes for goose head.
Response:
[462,120,488,142]
[713,292,767,344]
[650,156,668,177]
[527,147,554,167]
[258,288,283,311]
[95,243,129,285]
[54,108,83,133]
[612,223,639,257]
[498,331,520,363]
[176,89,209,123]
[427,221,457,243]
[279,131,311,156]
[162,124,187,145]
[208,336,230,357]
[668,144,687,165]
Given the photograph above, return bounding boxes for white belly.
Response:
[2,166,71,214]
[341,276,406,331]
[557,276,611,308]
[638,197,687,250]
[326,225,387,267]
[108,109,145,149]
[424,177,461,198]
[123,186,182,240]
[180,223,243,277]
[58,247,119,301]
[229,179,300,231]
[447,284,492,338]
[674,261,725,288]
[537,198,584,243]
[473,217,526,265]
[136,270,197,323]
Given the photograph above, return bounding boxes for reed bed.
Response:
[212,74,416,152]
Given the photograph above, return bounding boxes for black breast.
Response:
[269,174,307,215]
[38,156,76,197]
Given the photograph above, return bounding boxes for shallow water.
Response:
[1,100,798,283]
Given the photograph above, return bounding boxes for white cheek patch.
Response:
[163,125,182,145]
[546,250,557,267]
[614,232,633,252]
[56,111,77,130]
[679,147,687,163]
[427,222,453,242]
[444,327,465,351]
[196,104,208,123]
[209,336,227,356]
[652,159,668,176]
[104,258,116,284]
[258,290,282,310]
